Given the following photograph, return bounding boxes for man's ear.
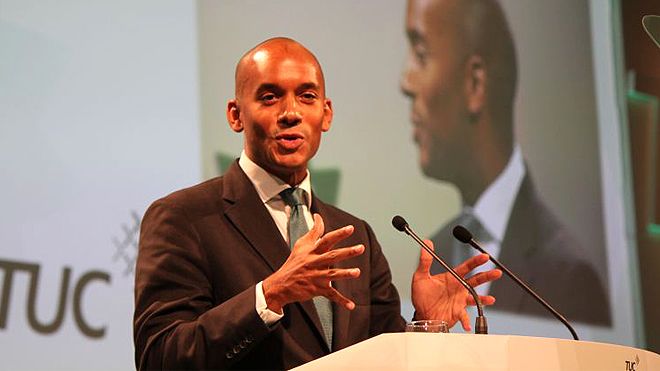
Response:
[464,55,486,116]
[226,99,243,132]
[322,98,333,132]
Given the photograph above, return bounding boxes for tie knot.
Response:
[455,209,493,243]
[280,187,306,207]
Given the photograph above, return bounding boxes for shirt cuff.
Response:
[255,281,284,326]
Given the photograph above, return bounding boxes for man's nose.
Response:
[277,97,302,125]
[400,56,415,98]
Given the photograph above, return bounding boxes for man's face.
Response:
[401,0,471,182]
[228,45,332,184]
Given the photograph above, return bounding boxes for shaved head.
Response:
[226,37,333,186]
[234,37,326,100]
[462,0,517,124]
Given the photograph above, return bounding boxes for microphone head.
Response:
[391,215,408,232]
[452,225,473,243]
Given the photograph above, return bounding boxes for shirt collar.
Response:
[238,150,312,208]
[471,145,525,243]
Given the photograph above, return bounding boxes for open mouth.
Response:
[412,128,421,145]
[410,117,421,144]
[275,133,304,150]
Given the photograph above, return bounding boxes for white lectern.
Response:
[293,333,660,370]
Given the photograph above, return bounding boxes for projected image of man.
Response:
[400,0,611,325]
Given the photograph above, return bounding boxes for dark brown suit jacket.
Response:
[134,162,405,370]
[431,174,611,326]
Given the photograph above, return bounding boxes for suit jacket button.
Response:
[226,352,234,359]
[233,345,241,354]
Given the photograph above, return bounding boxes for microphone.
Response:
[392,215,487,334]
[453,225,579,340]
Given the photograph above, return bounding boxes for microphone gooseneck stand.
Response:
[392,215,487,334]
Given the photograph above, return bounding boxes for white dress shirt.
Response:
[463,145,525,295]
[238,151,314,325]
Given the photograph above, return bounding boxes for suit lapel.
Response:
[490,174,538,309]
[221,162,290,273]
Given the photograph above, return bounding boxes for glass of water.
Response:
[405,320,449,333]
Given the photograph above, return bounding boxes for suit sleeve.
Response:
[133,199,271,370]
[363,221,407,335]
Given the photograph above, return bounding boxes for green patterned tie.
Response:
[280,187,333,349]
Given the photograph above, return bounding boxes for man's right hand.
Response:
[262,214,364,314]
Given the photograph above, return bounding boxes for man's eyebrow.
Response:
[297,82,320,91]
[255,83,283,95]
[254,82,321,96]
[406,29,426,46]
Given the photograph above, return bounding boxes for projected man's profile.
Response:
[400,0,611,325]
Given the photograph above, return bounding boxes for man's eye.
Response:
[300,93,317,102]
[260,94,277,103]
[409,42,429,66]
[414,49,428,66]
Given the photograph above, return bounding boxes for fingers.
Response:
[480,295,496,306]
[415,241,434,275]
[459,310,471,331]
[311,267,361,281]
[315,244,364,266]
[315,224,355,252]
[296,215,354,253]
[324,287,356,310]
[454,253,490,276]
[465,269,502,288]
[305,214,326,242]
[467,294,496,306]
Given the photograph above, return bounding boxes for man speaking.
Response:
[133,37,500,370]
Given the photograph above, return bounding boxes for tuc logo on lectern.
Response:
[0,259,111,338]
[625,354,640,370]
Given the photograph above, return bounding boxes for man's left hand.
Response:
[411,240,502,331]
